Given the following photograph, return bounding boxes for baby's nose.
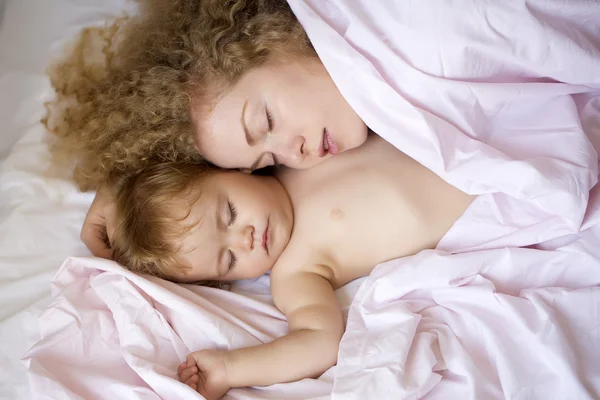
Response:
[235,225,254,252]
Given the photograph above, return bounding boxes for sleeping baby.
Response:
[110,134,474,399]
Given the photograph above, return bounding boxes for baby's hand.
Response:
[178,350,232,400]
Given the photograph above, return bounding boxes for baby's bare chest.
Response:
[287,174,422,283]
[276,136,470,284]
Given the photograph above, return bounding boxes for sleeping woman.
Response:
[45,0,370,259]
[45,0,598,258]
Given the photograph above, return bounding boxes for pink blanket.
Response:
[335,192,600,399]
[25,1,600,399]
[24,257,358,399]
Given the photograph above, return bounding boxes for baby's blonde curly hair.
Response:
[111,162,214,284]
[44,0,316,191]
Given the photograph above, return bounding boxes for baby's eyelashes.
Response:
[228,251,237,270]
[228,201,237,225]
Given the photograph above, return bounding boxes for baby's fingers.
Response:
[185,374,199,389]
[179,366,199,383]
[186,353,196,368]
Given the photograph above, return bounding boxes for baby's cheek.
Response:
[242,259,264,279]
[255,257,273,276]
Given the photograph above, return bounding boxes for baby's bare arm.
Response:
[223,269,344,387]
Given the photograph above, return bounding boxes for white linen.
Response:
[0,1,131,398]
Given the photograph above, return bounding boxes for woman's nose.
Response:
[231,225,254,252]
[272,135,306,166]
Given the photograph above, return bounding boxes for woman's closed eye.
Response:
[265,106,274,132]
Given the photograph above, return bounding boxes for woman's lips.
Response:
[318,128,339,157]
[261,218,270,255]
[324,128,339,155]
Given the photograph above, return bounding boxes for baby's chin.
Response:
[238,259,276,280]
[261,259,279,276]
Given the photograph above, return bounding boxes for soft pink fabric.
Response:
[286,1,600,398]
[23,257,360,399]
[288,0,600,251]
[334,190,600,399]
[25,1,600,399]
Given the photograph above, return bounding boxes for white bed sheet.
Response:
[0,1,132,398]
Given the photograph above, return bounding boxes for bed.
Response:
[2,1,600,399]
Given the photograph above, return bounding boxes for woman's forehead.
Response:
[190,68,270,168]
[193,107,259,169]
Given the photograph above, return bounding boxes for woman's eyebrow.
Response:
[241,99,255,146]
[240,100,263,171]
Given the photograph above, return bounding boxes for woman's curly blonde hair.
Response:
[44,0,316,191]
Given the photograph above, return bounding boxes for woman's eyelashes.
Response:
[266,107,274,132]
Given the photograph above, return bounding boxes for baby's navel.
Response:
[330,207,344,221]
